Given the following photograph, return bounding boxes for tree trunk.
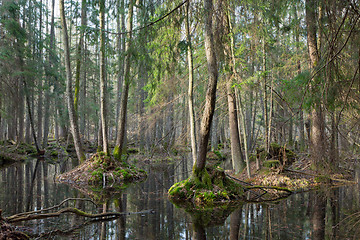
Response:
[115,0,125,135]
[263,38,269,153]
[186,0,197,164]
[42,0,56,148]
[224,4,245,173]
[236,88,251,177]
[227,80,244,173]
[193,0,218,179]
[74,0,87,114]
[17,83,24,142]
[115,0,134,160]
[99,0,109,155]
[36,0,44,144]
[306,0,326,171]
[60,0,86,163]
[294,4,305,150]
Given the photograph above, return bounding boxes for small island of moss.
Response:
[168,166,244,206]
[57,152,147,186]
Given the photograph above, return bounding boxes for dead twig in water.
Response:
[6,208,154,223]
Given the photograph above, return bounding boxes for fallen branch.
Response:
[283,168,356,184]
[225,173,253,186]
[11,198,96,219]
[244,185,293,194]
[6,208,154,223]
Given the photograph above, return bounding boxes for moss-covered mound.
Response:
[256,143,296,167]
[58,152,147,186]
[0,141,35,168]
[168,167,244,206]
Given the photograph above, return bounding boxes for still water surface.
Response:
[1,157,360,239]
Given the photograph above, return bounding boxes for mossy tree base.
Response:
[256,143,297,167]
[58,152,147,186]
[168,166,244,206]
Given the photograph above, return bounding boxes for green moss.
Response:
[90,168,104,183]
[50,151,58,157]
[169,167,244,206]
[97,145,102,152]
[113,146,121,160]
[213,150,225,160]
[249,154,256,162]
[263,160,281,168]
[314,175,331,183]
[220,190,229,199]
[192,167,212,189]
[195,191,216,204]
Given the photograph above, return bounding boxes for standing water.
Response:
[1,156,360,239]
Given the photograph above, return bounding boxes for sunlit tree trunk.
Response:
[43,0,56,147]
[99,0,109,155]
[193,0,218,178]
[59,0,86,163]
[186,0,197,164]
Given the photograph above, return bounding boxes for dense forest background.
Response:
[1,0,360,173]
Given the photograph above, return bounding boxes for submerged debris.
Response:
[1,209,29,240]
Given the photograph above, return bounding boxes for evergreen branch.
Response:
[103,0,187,36]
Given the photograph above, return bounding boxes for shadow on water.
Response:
[1,156,360,239]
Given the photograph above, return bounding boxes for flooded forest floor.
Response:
[0,140,358,239]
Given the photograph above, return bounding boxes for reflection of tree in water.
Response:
[310,191,326,240]
[176,202,244,240]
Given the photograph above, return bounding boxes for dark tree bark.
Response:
[311,192,326,240]
[306,0,327,172]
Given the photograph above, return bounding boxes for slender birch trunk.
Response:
[186,0,197,164]
[99,0,109,155]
